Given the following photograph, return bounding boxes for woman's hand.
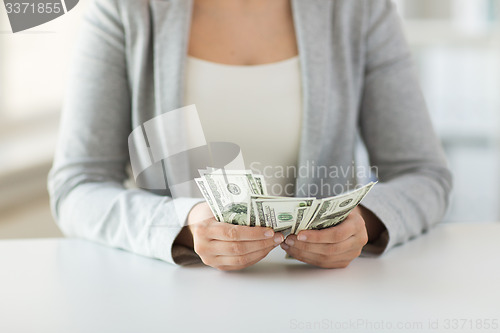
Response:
[187,202,284,271]
[281,207,369,269]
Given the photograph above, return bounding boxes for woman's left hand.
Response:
[281,207,369,268]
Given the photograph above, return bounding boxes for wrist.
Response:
[174,226,194,249]
[174,202,205,249]
[356,205,386,243]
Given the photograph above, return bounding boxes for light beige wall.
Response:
[0,196,62,239]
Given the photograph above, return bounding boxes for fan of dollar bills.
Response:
[195,169,376,235]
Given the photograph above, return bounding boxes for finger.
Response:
[207,235,284,256]
[283,245,357,269]
[188,216,216,233]
[213,244,276,269]
[284,234,358,256]
[281,245,326,267]
[296,213,363,244]
[216,254,268,271]
[208,223,276,241]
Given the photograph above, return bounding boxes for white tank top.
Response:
[183,56,303,196]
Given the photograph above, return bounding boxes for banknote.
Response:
[195,169,266,226]
[293,199,322,233]
[253,174,268,196]
[194,177,222,222]
[291,206,310,234]
[256,197,315,231]
[296,182,376,233]
[194,169,376,233]
[249,195,278,227]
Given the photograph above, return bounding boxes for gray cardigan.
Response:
[48,0,452,265]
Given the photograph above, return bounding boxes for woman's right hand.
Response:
[187,202,283,271]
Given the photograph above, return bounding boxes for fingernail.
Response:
[274,235,283,244]
[285,238,294,246]
[281,243,289,250]
[297,234,307,241]
[264,230,274,238]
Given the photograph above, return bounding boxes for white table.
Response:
[1,223,499,333]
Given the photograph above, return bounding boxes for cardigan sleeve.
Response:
[358,0,453,255]
[47,0,203,265]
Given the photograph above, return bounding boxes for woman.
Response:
[48,0,452,271]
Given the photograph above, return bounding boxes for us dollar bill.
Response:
[291,206,310,234]
[194,177,222,222]
[199,170,264,226]
[253,174,268,196]
[294,199,322,233]
[249,195,277,227]
[299,182,376,232]
[258,198,315,231]
[194,169,377,232]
